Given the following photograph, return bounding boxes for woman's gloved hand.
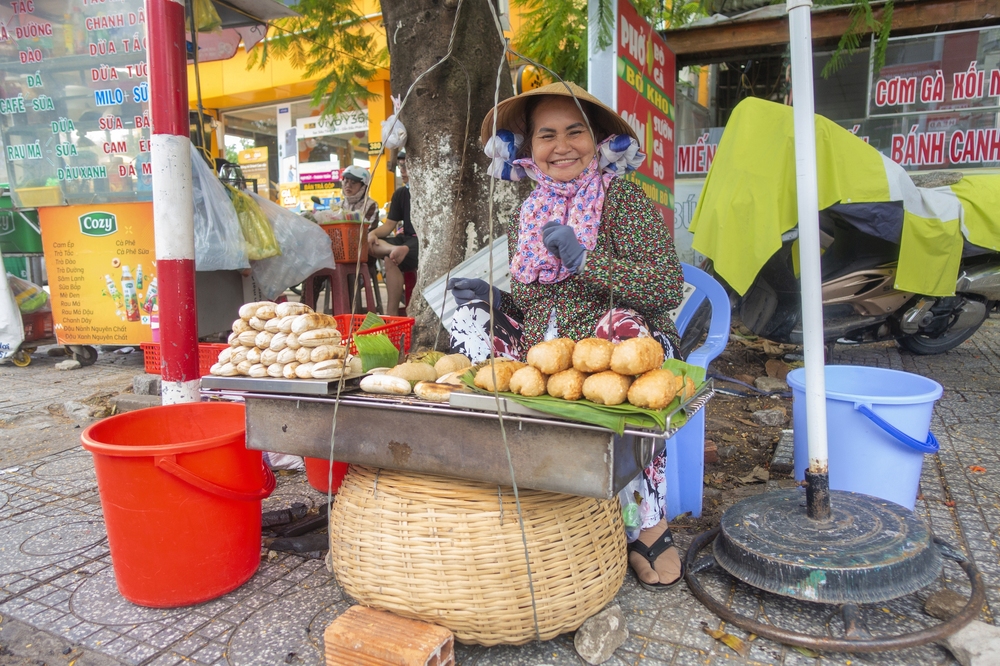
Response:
[448,278,502,307]
[542,221,586,273]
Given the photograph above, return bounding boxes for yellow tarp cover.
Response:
[952,175,1000,252]
[689,98,981,298]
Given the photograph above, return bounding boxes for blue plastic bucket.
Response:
[787,366,942,510]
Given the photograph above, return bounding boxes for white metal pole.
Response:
[786,0,830,519]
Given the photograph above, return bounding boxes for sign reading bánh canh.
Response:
[0,0,152,208]
[861,26,1000,169]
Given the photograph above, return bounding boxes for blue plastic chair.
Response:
[663,263,731,520]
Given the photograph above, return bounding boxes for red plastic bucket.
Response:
[81,402,275,607]
[304,457,349,494]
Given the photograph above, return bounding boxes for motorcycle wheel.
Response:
[898,307,989,355]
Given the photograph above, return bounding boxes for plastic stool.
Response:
[302,265,376,315]
[399,270,417,316]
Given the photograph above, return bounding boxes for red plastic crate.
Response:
[22,309,53,342]
[140,342,230,376]
[333,314,415,355]
[320,221,369,264]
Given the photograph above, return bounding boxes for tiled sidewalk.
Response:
[1,322,999,665]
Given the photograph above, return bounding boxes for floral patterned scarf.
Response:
[509,142,615,285]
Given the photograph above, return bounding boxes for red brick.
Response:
[325,606,454,666]
[704,440,719,464]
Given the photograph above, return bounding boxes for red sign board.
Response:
[614,0,675,229]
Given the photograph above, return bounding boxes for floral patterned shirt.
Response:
[499,176,684,355]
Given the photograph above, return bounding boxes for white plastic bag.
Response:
[190,145,250,272]
[0,254,25,362]
[7,274,48,313]
[263,451,305,471]
[381,97,407,151]
[249,193,335,300]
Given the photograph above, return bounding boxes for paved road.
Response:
[0,322,999,665]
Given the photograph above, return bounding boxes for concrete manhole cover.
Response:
[21,519,105,556]
[33,454,96,481]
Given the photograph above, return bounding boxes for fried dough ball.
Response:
[509,366,548,397]
[474,360,527,392]
[572,337,614,373]
[610,337,665,376]
[547,368,588,401]
[582,371,632,406]
[526,338,575,375]
[627,369,684,410]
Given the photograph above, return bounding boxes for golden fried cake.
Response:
[610,337,664,376]
[627,369,684,410]
[509,366,548,396]
[474,360,527,392]
[547,368,588,401]
[582,371,632,405]
[572,338,615,373]
[526,338,575,375]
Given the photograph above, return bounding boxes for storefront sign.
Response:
[0,0,152,207]
[612,0,676,227]
[869,27,1000,117]
[676,133,719,174]
[296,110,368,138]
[39,203,157,344]
[237,147,269,198]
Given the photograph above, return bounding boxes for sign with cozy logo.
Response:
[79,211,117,236]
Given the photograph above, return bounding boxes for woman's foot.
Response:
[627,519,682,590]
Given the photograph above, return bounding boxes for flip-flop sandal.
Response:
[627,527,684,592]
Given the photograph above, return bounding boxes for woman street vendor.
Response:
[447,82,686,590]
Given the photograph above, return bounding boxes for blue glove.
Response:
[542,221,586,274]
[448,278,502,307]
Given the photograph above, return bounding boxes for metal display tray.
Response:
[203,382,713,499]
[200,375,359,396]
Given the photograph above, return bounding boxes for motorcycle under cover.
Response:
[689,98,1000,298]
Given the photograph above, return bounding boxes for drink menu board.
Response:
[0,0,152,208]
[39,202,157,344]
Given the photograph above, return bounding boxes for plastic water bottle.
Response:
[623,503,641,542]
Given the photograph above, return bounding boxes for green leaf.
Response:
[358,311,386,332]
[353,333,399,372]
[661,358,706,386]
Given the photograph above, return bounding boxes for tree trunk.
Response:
[380,0,524,350]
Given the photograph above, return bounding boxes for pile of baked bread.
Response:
[473,337,696,409]
[209,301,357,380]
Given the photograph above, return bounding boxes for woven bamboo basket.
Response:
[328,465,627,646]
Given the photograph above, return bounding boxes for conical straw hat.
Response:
[480,81,636,147]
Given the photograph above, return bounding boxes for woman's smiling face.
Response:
[529,97,596,182]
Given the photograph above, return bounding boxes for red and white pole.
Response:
[147,0,199,404]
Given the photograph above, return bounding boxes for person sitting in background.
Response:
[368,152,419,316]
[340,165,380,226]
